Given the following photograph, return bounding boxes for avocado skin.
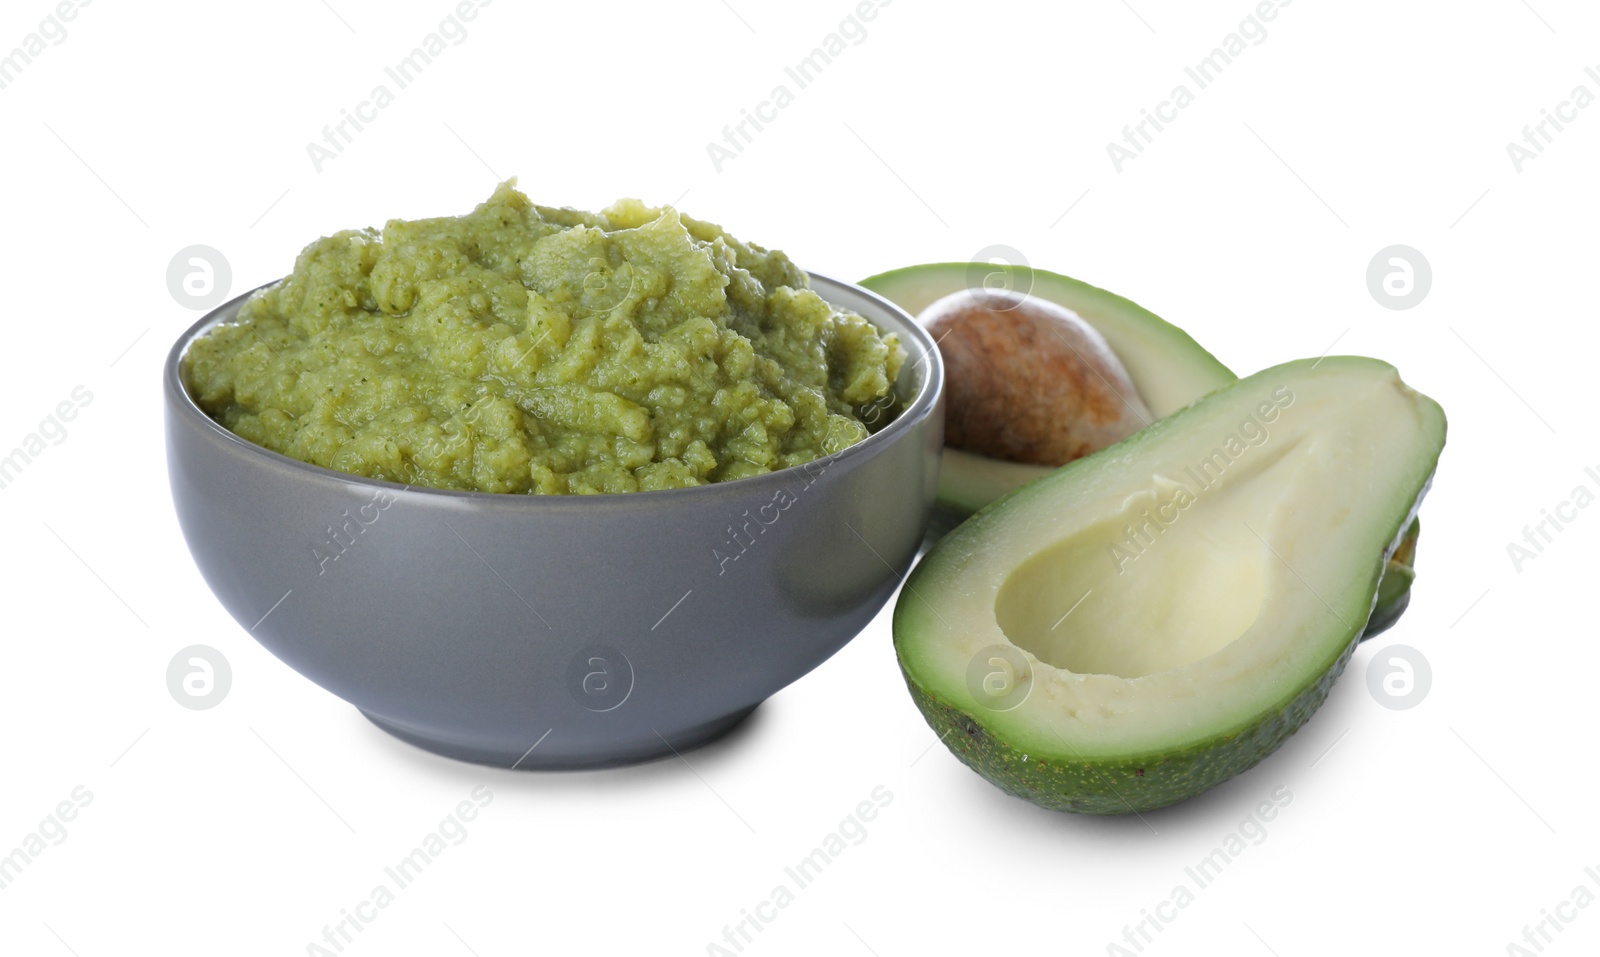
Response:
[902,633,1356,814]
[1362,518,1419,641]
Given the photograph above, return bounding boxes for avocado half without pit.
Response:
[891,356,1446,813]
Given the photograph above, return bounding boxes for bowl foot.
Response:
[360,705,761,771]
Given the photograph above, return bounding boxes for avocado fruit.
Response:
[860,262,1236,516]
[892,356,1446,813]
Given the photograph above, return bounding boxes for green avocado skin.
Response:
[901,634,1358,815]
[1362,518,1419,641]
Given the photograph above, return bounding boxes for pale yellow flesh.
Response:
[937,448,1050,513]
[899,359,1443,757]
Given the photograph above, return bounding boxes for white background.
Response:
[1,0,1594,954]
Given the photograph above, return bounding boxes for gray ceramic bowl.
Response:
[165,273,943,769]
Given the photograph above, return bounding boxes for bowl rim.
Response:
[164,270,944,510]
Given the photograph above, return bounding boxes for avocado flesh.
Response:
[893,357,1446,813]
[860,263,1237,516]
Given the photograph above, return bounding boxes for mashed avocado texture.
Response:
[184,181,906,494]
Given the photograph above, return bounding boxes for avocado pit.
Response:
[922,288,1152,467]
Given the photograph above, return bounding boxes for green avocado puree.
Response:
[183,181,905,494]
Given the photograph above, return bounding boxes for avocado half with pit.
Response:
[860,263,1236,515]
[893,356,1445,814]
